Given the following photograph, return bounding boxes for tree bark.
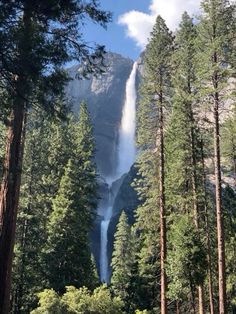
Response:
[0,101,26,313]
[189,102,205,314]
[176,301,181,314]
[213,49,226,313]
[200,137,215,314]
[214,90,226,314]
[0,5,31,312]
[159,96,167,314]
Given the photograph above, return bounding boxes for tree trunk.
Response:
[159,99,167,314]
[189,273,197,314]
[176,301,181,314]
[0,4,31,312]
[212,47,226,313]
[214,90,226,314]
[0,101,26,313]
[190,106,205,314]
[200,137,215,314]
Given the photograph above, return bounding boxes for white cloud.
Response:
[118,0,201,49]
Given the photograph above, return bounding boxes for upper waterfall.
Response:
[117,61,138,177]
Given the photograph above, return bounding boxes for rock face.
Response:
[65,52,134,177]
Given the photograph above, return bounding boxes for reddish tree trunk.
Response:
[189,103,205,314]
[200,138,215,314]
[214,91,226,314]
[0,5,31,312]
[0,101,26,313]
[159,101,167,314]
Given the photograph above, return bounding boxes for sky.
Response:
[82,0,213,60]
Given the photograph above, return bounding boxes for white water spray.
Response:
[100,61,138,283]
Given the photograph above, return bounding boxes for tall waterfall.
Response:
[117,62,138,177]
[100,61,138,283]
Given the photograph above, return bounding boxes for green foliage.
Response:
[12,103,98,312]
[165,12,200,211]
[30,289,67,314]
[43,103,97,292]
[31,285,124,314]
[195,0,235,104]
[133,15,174,312]
[223,186,236,309]
[167,215,207,301]
[111,211,138,312]
[44,157,97,291]
[111,212,132,296]
[0,1,111,114]
[221,105,236,175]
[12,109,56,313]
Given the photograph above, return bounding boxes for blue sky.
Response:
[83,0,205,61]
[83,0,149,60]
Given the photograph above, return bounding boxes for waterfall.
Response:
[100,197,113,282]
[100,61,138,283]
[117,62,138,177]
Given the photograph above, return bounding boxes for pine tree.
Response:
[111,211,134,311]
[142,16,173,313]
[134,151,160,311]
[195,1,235,312]
[11,107,76,313]
[165,12,208,313]
[44,103,97,293]
[167,214,207,313]
[11,109,53,313]
[0,2,110,311]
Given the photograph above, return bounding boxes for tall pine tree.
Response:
[195,1,235,312]
[44,102,98,292]
[165,12,207,313]
[142,16,173,313]
[111,211,134,312]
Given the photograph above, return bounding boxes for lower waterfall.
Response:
[100,191,113,283]
[99,61,138,283]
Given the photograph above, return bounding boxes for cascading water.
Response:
[100,61,138,283]
[117,61,138,177]
[100,193,113,282]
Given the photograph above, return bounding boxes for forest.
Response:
[0,0,236,314]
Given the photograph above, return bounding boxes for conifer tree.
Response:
[142,16,173,313]
[44,103,97,292]
[44,158,95,291]
[166,12,208,313]
[167,214,207,313]
[11,107,80,313]
[195,1,235,312]
[111,211,134,311]
[11,109,53,313]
